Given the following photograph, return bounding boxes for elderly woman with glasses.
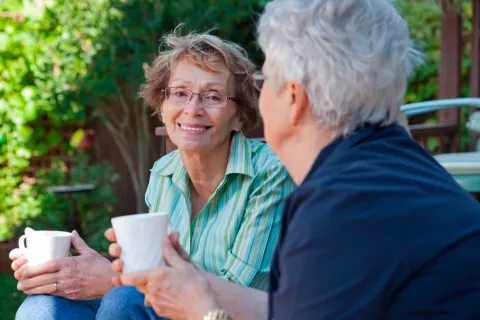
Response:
[114,0,480,319]
[11,31,295,320]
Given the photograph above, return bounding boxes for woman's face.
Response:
[258,64,290,155]
[162,59,241,154]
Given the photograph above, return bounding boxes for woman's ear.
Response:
[288,82,309,127]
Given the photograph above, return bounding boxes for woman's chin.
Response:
[177,143,209,153]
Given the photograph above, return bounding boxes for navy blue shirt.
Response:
[269,124,480,319]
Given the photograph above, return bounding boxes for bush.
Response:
[0,0,113,242]
[2,153,119,252]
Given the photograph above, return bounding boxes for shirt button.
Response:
[194,227,200,233]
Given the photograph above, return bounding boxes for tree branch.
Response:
[103,114,145,212]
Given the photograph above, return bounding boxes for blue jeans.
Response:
[16,287,163,320]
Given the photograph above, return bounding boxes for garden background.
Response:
[0,0,477,318]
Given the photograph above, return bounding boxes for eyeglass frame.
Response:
[253,71,267,92]
[161,87,239,108]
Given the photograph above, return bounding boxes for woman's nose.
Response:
[183,94,204,115]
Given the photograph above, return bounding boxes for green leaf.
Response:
[0,33,9,52]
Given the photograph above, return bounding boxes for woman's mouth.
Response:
[177,123,212,132]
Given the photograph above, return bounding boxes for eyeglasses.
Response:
[162,87,238,108]
[253,72,266,92]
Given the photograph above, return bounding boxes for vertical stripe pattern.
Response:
[145,132,296,290]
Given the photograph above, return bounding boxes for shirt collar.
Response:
[304,123,392,182]
[151,150,182,176]
[151,131,254,179]
[225,131,254,177]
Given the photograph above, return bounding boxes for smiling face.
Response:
[161,59,242,153]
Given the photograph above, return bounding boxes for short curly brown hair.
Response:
[140,30,259,132]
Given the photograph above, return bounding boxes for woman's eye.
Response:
[205,94,221,101]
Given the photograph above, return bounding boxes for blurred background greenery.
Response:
[0,0,476,318]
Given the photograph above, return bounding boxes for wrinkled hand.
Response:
[10,230,116,300]
[117,232,219,320]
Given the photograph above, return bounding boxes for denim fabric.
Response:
[16,287,163,320]
[16,295,101,320]
[96,286,163,320]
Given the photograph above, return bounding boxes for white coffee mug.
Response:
[18,230,72,265]
[111,212,170,273]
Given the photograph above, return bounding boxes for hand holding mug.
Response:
[10,229,115,300]
[10,228,71,273]
[105,212,171,285]
[119,233,218,320]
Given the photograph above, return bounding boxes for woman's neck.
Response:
[180,140,231,200]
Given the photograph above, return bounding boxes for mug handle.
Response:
[18,234,27,250]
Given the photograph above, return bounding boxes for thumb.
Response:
[71,230,91,255]
[162,234,187,268]
[168,232,179,246]
[169,232,190,262]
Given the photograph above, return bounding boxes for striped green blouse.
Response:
[145,132,295,290]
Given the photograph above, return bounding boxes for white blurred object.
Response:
[466,112,480,151]
[467,112,480,133]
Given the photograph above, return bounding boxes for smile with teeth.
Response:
[179,124,210,132]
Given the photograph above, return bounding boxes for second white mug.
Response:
[111,212,170,273]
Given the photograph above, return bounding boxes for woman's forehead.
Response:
[170,60,233,89]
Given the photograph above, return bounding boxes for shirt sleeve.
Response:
[220,162,295,290]
[272,184,398,319]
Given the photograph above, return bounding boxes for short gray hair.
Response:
[257,0,423,137]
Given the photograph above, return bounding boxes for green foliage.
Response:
[0,0,109,159]
[0,0,113,242]
[398,0,474,152]
[400,0,472,103]
[5,153,119,252]
[0,273,26,320]
[75,0,264,113]
[400,1,442,104]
